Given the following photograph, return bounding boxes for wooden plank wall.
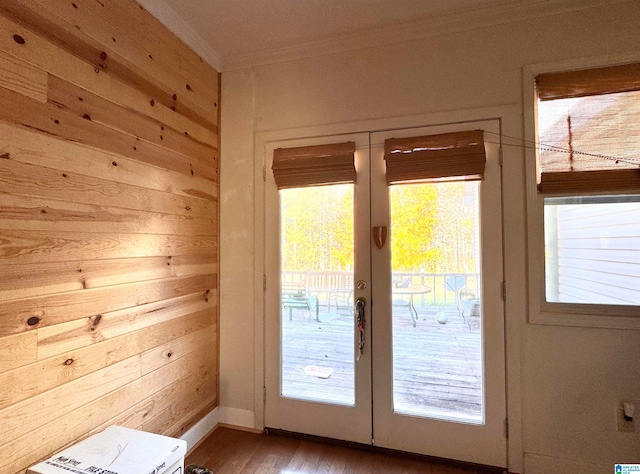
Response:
[0,1,219,472]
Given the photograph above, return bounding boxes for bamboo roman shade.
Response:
[384,130,486,185]
[536,62,640,194]
[272,141,356,189]
[536,62,640,101]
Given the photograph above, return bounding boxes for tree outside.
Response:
[280,184,354,272]
[280,181,477,274]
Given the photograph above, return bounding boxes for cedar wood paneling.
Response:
[0,1,219,472]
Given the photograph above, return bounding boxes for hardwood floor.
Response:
[185,427,501,473]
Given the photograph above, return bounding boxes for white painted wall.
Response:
[219,2,640,472]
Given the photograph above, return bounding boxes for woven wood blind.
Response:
[272,141,356,189]
[384,130,486,185]
[536,62,640,194]
[539,170,640,194]
[536,62,640,101]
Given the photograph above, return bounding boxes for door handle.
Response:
[355,297,366,360]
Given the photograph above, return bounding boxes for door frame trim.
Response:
[253,104,525,472]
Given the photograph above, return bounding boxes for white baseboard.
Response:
[181,407,219,452]
[218,406,256,429]
[180,406,256,454]
[524,452,610,474]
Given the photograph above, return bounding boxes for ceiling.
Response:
[137,0,620,71]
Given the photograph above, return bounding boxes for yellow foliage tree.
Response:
[280,181,477,274]
[390,183,439,272]
[280,185,353,271]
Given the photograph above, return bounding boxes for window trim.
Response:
[524,53,640,330]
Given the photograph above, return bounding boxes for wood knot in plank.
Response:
[72,3,78,8]
[89,314,102,331]
[150,99,155,107]
[166,351,173,358]
[172,93,177,101]
[64,358,74,365]
[186,84,193,91]
[185,205,191,211]
[62,173,68,178]
[204,289,211,303]
[100,51,107,61]
[111,161,117,167]
[27,316,40,326]
[82,113,91,121]
[0,152,10,159]
[13,34,25,45]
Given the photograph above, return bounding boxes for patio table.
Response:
[392,285,432,327]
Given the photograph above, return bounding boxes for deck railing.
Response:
[282,270,480,307]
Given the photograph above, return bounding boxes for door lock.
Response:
[355,297,366,360]
[356,280,367,290]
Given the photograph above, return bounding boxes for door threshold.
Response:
[264,427,506,473]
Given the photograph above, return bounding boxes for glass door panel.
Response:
[279,184,355,405]
[390,181,483,422]
[371,122,506,468]
[264,132,372,445]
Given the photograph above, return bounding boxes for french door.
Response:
[264,120,506,467]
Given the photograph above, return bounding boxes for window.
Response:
[543,195,640,306]
[528,60,640,327]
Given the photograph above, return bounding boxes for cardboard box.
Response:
[27,426,186,474]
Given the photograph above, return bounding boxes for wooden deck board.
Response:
[281,304,482,419]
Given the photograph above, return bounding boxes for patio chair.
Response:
[328,287,353,312]
[281,281,319,321]
[394,276,412,288]
[445,276,480,331]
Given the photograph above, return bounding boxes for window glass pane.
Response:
[544,195,640,305]
[279,184,355,405]
[390,181,483,423]
[537,90,640,174]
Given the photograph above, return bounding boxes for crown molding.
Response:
[136,0,222,71]
[221,0,629,72]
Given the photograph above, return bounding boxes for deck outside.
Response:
[281,302,482,421]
